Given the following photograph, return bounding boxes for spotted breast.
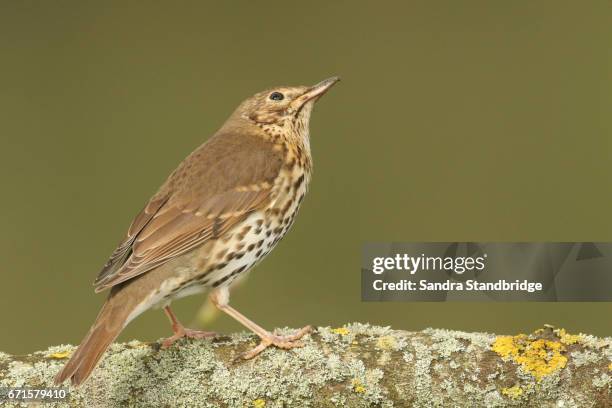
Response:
[160,128,312,304]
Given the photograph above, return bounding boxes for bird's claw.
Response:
[161,328,217,349]
[240,325,314,359]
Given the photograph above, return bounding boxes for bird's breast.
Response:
[157,163,311,302]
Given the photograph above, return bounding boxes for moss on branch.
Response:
[0,324,610,407]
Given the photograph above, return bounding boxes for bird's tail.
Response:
[54,290,137,386]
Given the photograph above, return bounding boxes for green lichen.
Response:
[501,385,523,399]
[0,324,609,407]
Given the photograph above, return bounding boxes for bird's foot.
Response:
[161,326,217,349]
[241,325,313,359]
[161,305,216,348]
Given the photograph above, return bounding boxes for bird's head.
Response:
[233,77,339,132]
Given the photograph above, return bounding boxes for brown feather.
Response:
[95,196,169,286]
[94,128,283,292]
[54,286,136,386]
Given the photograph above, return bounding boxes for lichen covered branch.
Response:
[0,324,610,407]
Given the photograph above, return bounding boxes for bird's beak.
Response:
[292,76,340,110]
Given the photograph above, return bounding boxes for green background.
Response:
[1,1,610,354]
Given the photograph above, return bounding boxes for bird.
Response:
[54,77,340,386]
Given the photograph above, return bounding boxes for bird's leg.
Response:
[161,305,216,348]
[209,287,312,359]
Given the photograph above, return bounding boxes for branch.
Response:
[0,324,610,407]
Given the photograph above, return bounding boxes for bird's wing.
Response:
[93,131,284,292]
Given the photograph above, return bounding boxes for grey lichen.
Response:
[0,324,610,407]
[592,373,610,389]
[425,328,469,359]
[410,338,437,407]
[570,350,602,368]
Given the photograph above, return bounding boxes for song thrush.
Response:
[54,77,339,386]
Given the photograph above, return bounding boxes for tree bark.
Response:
[0,324,610,407]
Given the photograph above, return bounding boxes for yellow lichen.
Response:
[608,362,612,371]
[492,334,567,381]
[376,335,397,350]
[252,398,266,408]
[554,328,582,345]
[332,327,350,336]
[351,379,366,393]
[492,335,524,359]
[47,351,71,359]
[501,385,523,399]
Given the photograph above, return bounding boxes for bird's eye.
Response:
[269,92,284,101]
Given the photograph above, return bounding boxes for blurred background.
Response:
[1,1,610,354]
